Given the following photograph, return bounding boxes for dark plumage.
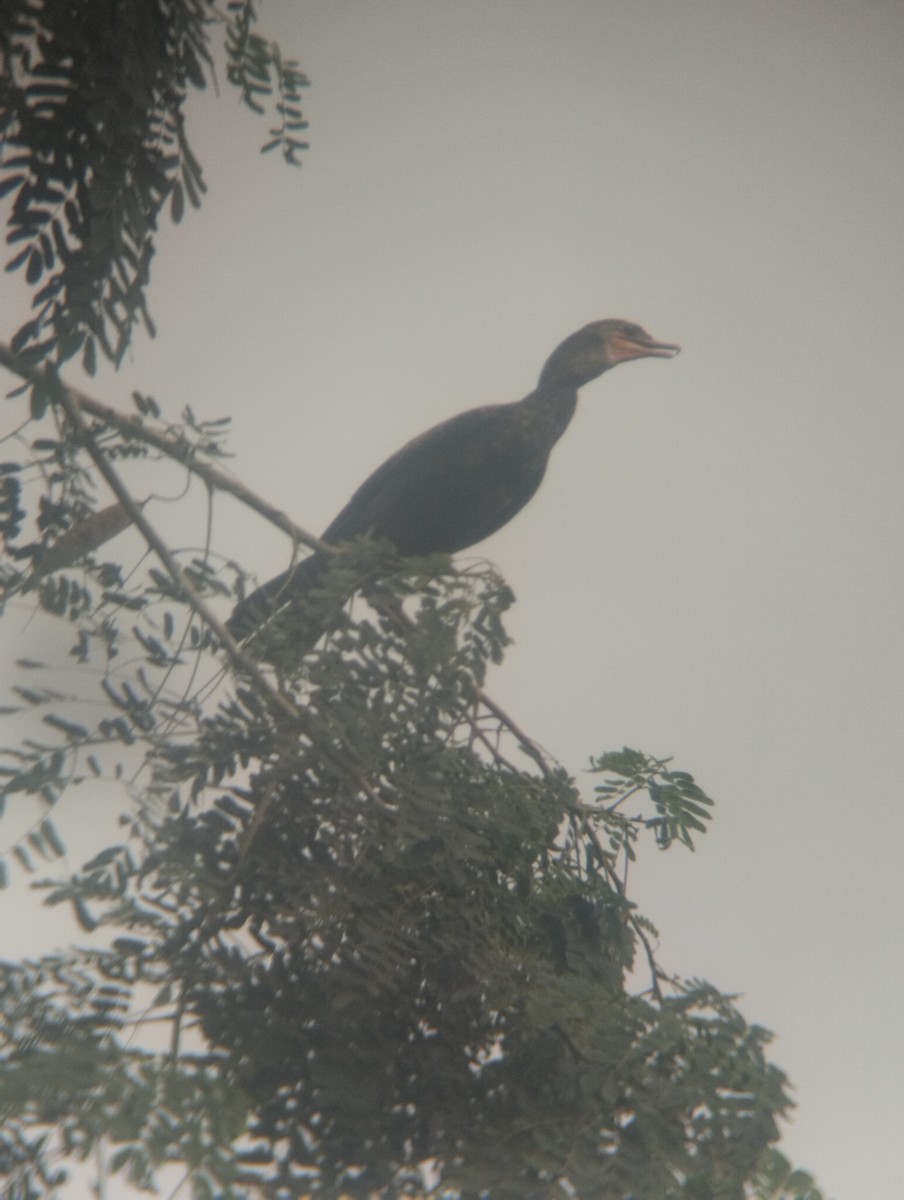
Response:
[228,320,679,640]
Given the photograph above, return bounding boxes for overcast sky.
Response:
[3,2,904,1197]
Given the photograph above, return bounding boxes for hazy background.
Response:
[3,2,903,1196]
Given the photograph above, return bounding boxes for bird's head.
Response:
[538,319,680,390]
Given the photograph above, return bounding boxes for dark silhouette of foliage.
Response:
[1,0,308,376]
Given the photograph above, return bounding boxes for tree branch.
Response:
[0,343,331,557]
[476,686,556,778]
[50,371,304,726]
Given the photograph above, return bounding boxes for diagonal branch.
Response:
[50,371,304,725]
[475,686,556,778]
[0,343,331,557]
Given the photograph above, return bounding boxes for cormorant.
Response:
[228,319,679,640]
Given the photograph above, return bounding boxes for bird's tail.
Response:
[226,553,327,642]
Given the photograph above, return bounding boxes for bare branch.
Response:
[0,343,331,556]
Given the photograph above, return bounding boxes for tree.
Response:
[0,4,825,1197]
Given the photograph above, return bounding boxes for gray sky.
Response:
[3,2,904,1196]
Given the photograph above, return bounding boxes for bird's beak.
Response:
[609,332,681,363]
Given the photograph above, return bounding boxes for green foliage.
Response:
[0,952,250,1197]
[589,746,715,854]
[1,0,308,373]
[748,1150,827,1200]
[0,551,792,1198]
[226,0,310,163]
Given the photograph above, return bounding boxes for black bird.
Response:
[228,319,679,640]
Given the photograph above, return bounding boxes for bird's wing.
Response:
[321,403,547,556]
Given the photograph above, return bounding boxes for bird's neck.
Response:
[516,383,579,446]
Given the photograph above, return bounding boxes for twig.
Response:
[52,371,304,726]
[237,742,295,861]
[568,804,665,1001]
[0,343,331,556]
[476,686,555,778]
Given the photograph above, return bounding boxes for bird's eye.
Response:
[622,323,643,339]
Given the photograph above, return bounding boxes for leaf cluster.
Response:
[0,380,235,639]
[589,745,715,856]
[0,557,792,1198]
[225,0,310,164]
[1,0,308,374]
